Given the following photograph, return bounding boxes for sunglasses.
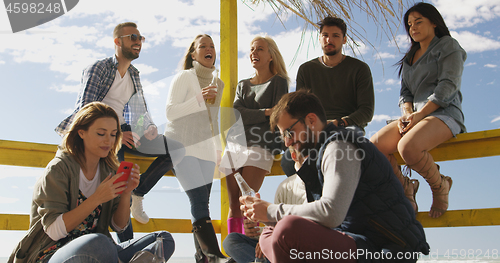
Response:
[283,118,303,140]
[118,34,146,43]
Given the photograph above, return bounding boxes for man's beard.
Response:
[323,45,341,57]
[296,126,316,157]
[122,46,139,60]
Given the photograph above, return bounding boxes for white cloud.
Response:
[0,61,5,64]
[0,166,43,180]
[50,84,80,93]
[432,0,500,29]
[487,81,495,85]
[492,116,500,123]
[385,79,399,85]
[451,31,500,53]
[388,34,410,51]
[465,62,477,66]
[0,197,19,204]
[134,63,158,75]
[371,114,392,123]
[377,52,397,59]
[62,108,74,115]
[484,64,498,68]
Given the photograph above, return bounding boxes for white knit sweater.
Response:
[164,61,224,162]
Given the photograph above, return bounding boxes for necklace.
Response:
[321,55,345,68]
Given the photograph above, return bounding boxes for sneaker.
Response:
[131,194,149,224]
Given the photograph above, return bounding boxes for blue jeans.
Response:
[47,231,175,263]
[175,156,215,222]
[118,124,185,197]
[223,233,269,263]
[117,124,185,242]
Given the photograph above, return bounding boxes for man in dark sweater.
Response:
[297,16,374,130]
[282,16,375,176]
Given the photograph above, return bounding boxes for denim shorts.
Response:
[432,114,461,136]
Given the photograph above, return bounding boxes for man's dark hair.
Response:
[317,16,347,37]
[270,90,327,130]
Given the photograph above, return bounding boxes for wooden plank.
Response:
[220,0,238,249]
[0,214,30,230]
[417,208,500,228]
[394,129,500,165]
[130,218,221,234]
[0,214,221,233]
[0,140,56,168]
[1,208,499,232]
[0,139,175,175]
[2,128,500,176]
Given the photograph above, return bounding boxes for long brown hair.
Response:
[180,34,214,70]
[61,102,122,170]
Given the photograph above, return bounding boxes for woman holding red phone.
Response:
[9,102,175,263]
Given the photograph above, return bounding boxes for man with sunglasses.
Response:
[240,91,429,262]
[56,22,183,242]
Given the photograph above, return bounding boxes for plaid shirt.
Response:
[55,56,154,136]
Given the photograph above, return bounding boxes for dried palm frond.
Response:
[244,0,411,56]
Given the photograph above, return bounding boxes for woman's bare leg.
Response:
[398,117,453,218]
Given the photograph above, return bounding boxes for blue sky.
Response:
[0,0,499,259]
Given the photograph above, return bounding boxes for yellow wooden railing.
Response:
[1,128,500,234]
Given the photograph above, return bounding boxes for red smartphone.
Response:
[114,161,133,194]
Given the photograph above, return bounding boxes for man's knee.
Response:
[273,215,303,240]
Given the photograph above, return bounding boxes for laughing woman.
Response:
[165,34,231,263]
[219,35,289,234]
[9,102,174,263]
[370,2,466,218]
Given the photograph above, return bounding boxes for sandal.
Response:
[429,175,452,218]
[404,178,419,214]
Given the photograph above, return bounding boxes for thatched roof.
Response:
[245,0,412,54]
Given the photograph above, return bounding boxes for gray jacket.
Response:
[400,36,467,133]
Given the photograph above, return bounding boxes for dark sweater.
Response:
[296,56,374,129]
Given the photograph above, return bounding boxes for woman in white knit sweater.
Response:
[164,34,230,263]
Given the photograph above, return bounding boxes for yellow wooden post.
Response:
[220,0,238,253]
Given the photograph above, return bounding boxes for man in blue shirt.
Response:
[56,22,183,241]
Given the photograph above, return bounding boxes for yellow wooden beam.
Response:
[416,208,500,228]
[0,214,221,233]
[0,140,57,168]
[0,139,174,175]
[394,129,500,165]
[1,208,499,232]
[0,214,30,230]
[220,0,238,252]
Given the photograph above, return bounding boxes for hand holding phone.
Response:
[114,161,133,194]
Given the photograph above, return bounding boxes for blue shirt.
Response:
[55,56,154,136]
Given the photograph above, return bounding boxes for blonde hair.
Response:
[251,35,289,83]
[180,34,214,70]
[61,102,122,170]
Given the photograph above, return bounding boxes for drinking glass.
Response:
[205,69,218,104]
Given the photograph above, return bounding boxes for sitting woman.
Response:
[370,2,466,218]
[9,102,174,263]
[219,35,288,234]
